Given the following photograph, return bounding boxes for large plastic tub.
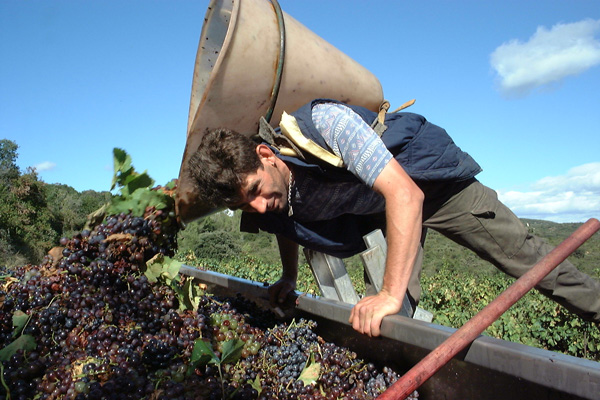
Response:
[176,0,384,224]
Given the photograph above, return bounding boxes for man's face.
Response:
[232,157,289,214]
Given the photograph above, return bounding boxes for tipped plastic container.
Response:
[176,0,383,224]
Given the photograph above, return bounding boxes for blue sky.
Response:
[1,1,599,223]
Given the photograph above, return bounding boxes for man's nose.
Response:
[248,197,267,214]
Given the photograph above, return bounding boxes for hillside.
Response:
[3,139,598,276]
[176,211,600,283]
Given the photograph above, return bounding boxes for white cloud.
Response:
[491,19,600,97]
[33,161,56,172]
[498,162,600,223]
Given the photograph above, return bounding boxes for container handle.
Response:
[264,0,286,124]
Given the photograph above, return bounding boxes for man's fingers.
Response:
[268,285,281,308]
[278,284,290,303]
[349,303,360,325]
[361,307,373,337]
[350,302,374,337]
[370,314,382,337]
[268,279,296,307]
[350,305,362,332]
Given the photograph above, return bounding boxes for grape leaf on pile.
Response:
[11,310,30,338]
[220,339,245,365]
[0,335,36,362]
[0,311,36,361]
[182,276,203,311]
[190,339,218,368]
[109,148,170,217]
[298,352,320,385]
[145,254,182,285]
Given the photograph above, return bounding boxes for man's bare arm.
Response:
[349,158,424,337]
[268,234,300,307]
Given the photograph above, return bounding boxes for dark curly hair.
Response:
[187,128,262,209]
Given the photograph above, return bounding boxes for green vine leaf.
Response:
[120,172,154,197]
[251,375,262,396]
[111,148,133,190]
[298,352,320,385]
[220,339,244,365]
[0,335,36,362]
[189,339,218,370]
[182,276,202,311]
[12,310,30,338]
[108,148,172,218]
[165,179,176,190]
[144,254,181,285]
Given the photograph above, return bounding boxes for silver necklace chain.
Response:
[287,169,294,217]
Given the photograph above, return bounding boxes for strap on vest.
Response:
[370,100,390,136]
[280,112,344,168]
[259,99,415,164]
[370,99,416,137]
[258,114,344,168]
[257,116,305,159]
[392,99,416,113]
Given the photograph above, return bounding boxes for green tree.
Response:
[0,139,22,265]
[0,167,55,266]
[0,140,59,266]
[0,139,19,183]
[45,184,82,235]
[176,210,282,265]
[178,212,241,261]
[79,189,112,216]
[44,184,112,238]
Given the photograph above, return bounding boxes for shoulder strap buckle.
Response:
[257,116,305,159]
[370,99,416,137]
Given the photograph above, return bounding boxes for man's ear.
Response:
[256,144,276,161]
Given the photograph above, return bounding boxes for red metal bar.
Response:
[377,218,600,400]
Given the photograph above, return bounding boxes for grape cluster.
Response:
[253,320,419,400]
[0,209,188,399]
[142,337,178,369]
[0,207,417,399]
[209,311,262,358]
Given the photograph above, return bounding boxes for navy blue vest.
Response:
[241,99,482,258]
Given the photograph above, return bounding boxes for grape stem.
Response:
[0,362,10,400]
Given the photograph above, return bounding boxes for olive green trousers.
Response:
[402,179,600,323]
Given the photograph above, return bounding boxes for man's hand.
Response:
[349,290,403,337]
[268,276,296,308]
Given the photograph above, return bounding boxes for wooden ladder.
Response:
[304,229,433,322]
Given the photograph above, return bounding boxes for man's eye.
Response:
[249,184,260,196]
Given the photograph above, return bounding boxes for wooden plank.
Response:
[304,248,360,304]
[304,229,433,321]
[360,245,385,293]
[360,229,434,321]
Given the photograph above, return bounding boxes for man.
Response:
[188,99,600,337]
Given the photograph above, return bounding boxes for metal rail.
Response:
[377,218,600,400]
[180,263,600,399]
